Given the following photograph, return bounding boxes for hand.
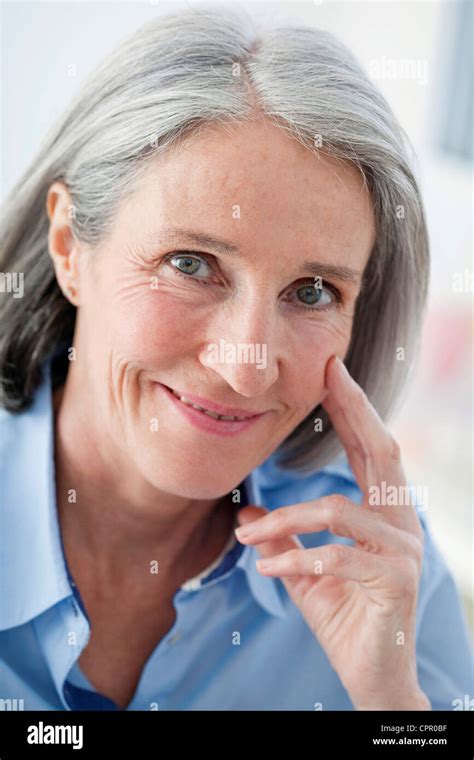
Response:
[235,355,431,711]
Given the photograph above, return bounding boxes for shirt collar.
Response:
[249,444,357,490]
[0,353,354,629]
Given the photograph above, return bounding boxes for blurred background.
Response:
[1,0,472,632]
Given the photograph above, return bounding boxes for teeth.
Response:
[170,388,246,421]
[203,409,221,420]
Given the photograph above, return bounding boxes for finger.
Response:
[255,544,404,592]
[321,357,418,530]
[234,495,420,559]
[236,505,268,528]
[237,505,317,604]
[236,505,304,560]
[323,356,404,493]
[322,387,377,497]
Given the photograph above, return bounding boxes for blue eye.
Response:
[294,283,333,309]
[169,254,212,278]
[164,251,342,313]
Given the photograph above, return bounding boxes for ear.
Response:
[46,180,81,305]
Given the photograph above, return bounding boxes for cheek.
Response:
[105,284,205,366]
[288,320,352,408]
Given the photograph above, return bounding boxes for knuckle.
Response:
[324,495,354,535]
[271,508,288,530]
[347,441,372,466]
[325,543,349,566]
[281,548,303,572]
[326,494,351,517]
[293,549,307,572]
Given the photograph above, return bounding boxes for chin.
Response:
[139,456,240,500]
[154,477,236,501]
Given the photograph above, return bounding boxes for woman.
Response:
[0,4,471,712]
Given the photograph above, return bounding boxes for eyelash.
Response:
[163,251,343,312]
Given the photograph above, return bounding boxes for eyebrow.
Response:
[143,226,363,284]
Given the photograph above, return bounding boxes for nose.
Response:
[198,294,282,398]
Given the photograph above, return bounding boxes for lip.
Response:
[155,382,270,437]
[160,384,266,419]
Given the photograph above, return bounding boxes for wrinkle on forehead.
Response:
[113,118,376,276]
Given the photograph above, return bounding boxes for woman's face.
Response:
[61,120,376,498]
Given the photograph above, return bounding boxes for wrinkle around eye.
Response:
[123,241,164,271]
[148,249,360,319]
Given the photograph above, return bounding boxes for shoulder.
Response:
[0,403,30,473]
[0,364,53,493]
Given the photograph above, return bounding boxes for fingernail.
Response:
[335,356,349,376]
[235,525,254,540]
[256,559,271,570]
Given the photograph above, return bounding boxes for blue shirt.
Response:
[1,355,472,711]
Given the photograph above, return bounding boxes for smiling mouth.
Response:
[168,388,248,421]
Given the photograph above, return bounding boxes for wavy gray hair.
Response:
[0,2,429,473]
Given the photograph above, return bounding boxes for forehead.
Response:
[121,119,376,272]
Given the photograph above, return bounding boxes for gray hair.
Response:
[0,2,429,473]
